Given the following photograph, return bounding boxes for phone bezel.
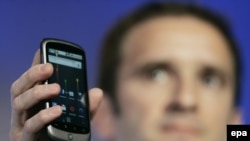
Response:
[41,38,90,140]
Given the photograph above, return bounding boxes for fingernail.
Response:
[40,64,47,72]
[50,106,62,116]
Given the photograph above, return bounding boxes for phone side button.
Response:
[68,134,73,140]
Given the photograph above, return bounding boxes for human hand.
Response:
[10,50,103,141]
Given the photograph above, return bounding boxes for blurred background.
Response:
[0,0,249,140]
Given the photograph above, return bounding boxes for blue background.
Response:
[0,1,249,140]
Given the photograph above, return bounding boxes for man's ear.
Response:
[92,94,116,140]
[230,108,243,124]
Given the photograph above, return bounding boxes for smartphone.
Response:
[40,38,90,141]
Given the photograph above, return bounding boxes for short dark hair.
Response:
[97,2,242,111]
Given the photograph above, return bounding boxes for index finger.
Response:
[11,63,53,98]
[11,49,53,98]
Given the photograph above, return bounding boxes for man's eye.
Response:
[147,69,169,81]
[202,75,222,87]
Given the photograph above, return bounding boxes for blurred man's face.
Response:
[115,15,239,141]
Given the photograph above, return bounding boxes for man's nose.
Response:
[168,76,197,112]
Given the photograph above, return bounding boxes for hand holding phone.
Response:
[41,38,90,141]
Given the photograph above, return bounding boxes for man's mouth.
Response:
[161,124,201,137]
[158,117,204,139]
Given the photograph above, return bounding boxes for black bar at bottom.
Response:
[227,125,250,141]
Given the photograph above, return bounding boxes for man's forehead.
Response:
[121,15,228,53]
[119,15,234,74]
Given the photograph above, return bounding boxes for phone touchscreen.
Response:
[45,43,90,134]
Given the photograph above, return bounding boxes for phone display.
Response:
[41,38,90,141]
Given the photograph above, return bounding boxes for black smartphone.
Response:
[40,38,90,141]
